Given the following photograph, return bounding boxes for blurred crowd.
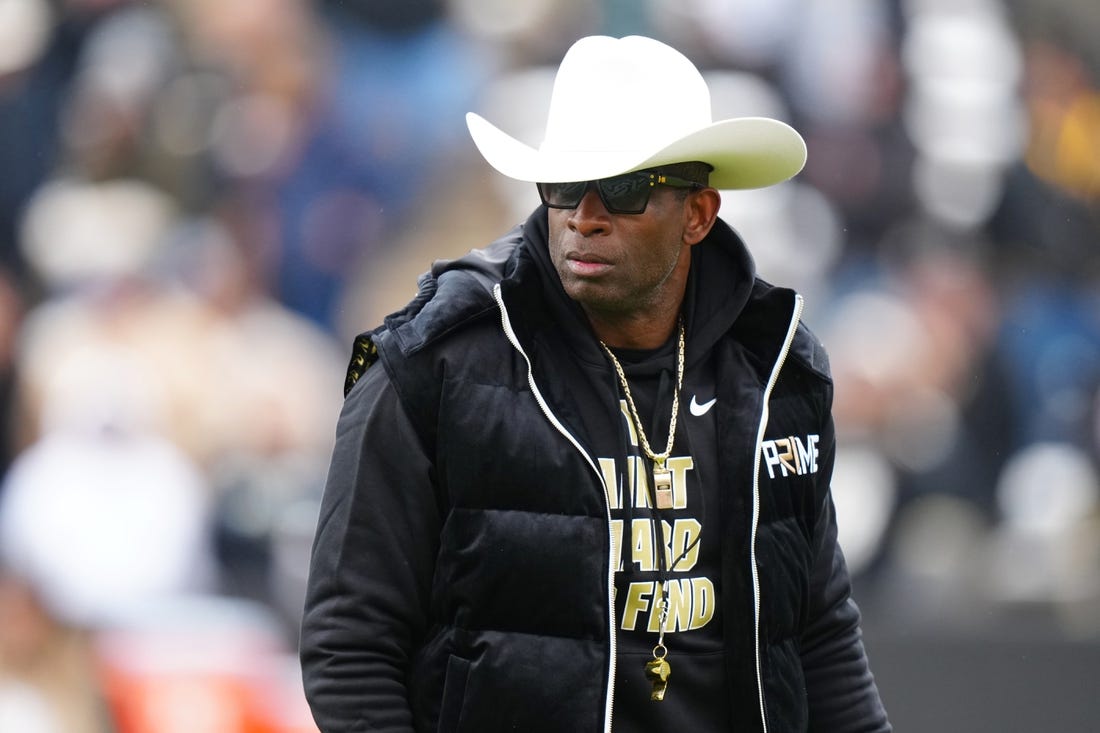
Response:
[0,0,1097,731]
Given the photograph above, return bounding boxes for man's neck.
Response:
[586,308,681,350]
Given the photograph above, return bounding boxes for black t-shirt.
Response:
[593,340,732,732]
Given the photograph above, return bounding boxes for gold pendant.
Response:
[653,466,673,509]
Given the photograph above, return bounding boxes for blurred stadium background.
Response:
[0,0,1097,731]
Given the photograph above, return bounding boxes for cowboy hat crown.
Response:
[466,35,807,189]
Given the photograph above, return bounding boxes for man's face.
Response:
[546,185,693,324]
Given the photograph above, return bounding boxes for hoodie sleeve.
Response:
[300,362,441,733]
[800,417,892,733]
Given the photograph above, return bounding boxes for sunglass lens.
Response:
[538,181,589,208]
[538,172,657,214]
[598,173,651,214]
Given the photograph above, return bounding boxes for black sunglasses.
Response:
[537,169,704,215]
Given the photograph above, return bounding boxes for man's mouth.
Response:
[565,252,612,277]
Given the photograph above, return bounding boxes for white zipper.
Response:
[749,293,804,733]
[493,284,618,733]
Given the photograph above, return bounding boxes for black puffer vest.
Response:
[347,211,841,732]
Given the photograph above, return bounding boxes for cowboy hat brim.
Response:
[466,112,807,190]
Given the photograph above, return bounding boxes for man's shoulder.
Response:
[790,320,831,381]
[739,277,831,382]
[343,227,529,395]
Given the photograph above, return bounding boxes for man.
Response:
[300,35,891,732]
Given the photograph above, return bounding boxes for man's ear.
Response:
[683,188,721,246]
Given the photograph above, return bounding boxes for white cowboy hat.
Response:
[466,35,807,189]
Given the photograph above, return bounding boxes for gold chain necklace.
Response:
[598,319,685,512]
[599,318,685,702]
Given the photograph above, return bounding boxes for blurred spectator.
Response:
[0,428,215,627]
[12,182,345,605]
[232,0,489,332]
[983,2,1100,476]
[0,398,215,733]
[0,568,107,733]
[0,0,86,283]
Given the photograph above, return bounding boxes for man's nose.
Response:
[568,184,611,235]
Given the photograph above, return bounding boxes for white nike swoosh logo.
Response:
[689,395,717,416]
